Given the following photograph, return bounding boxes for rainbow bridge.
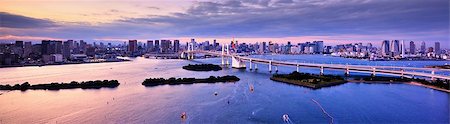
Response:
[183,44,450,81]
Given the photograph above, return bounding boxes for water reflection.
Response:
[0,55,448,123]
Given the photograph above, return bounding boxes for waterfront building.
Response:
[409,41,415,54]
[313,41,324,54]
[41,40,63,55]
[420,41,426,54]
[435,42,441,55]
[147,40,154,52]
[381,40,390,57]
[160,40,171,53]
[23,42,32,58]
[390,40,400,56]
[128,40,138,52]
[154,40,160,53]
[63,40,72,59]
[174,40,180,53]
[400,40,405,58]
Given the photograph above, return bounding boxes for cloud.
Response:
[0,12,57,28]
[0,0,448,48]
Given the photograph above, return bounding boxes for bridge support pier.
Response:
[345,66,350,76]
[231,56,246,69]
[431,70,435,81]
[269,61,272,73]
[296,64,299,72]
[320,66,324,75]
[221,56,225,65]
[401,69,404,79]
[249,60,253,70]
[275,66,278,73]
[254,64,258,70]
[371,68,376,77]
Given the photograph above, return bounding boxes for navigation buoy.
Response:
[250,85,254,92]
[214,92,218,96]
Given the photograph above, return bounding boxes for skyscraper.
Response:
[420,41,426,54]
[390,40,400,56]
[128,40,138,52]
[435,42,441,55]
[313,41,324,54]
[174,40,180,53]
[160,40,170,53]
[23,42,32,58]
[212,39,217,51]
[154,40,160,53]
[147,40,154,52]
[63,40,72,59]
[381,40,390,56]
[15,41,24,48]
[400,40,405,58]
[409,41,415,54]
[41,40,62,55]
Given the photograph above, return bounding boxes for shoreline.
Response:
[0,59,131,68]
[348,80,450,93]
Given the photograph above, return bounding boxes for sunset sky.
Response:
[0,0,449,47]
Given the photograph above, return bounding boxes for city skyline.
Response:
[1,0,449,48]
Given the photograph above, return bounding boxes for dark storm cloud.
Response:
[0,12,57,28]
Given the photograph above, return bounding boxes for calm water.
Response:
[0,55,448,123]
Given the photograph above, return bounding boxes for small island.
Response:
[270,71,347,89]
[0,80,120,91]
[182,64,222,71]
[142,75,240,86]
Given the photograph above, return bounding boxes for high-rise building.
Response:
[154,40,160,53]
[41,40,62,55]
[409,41,415,54]
[15,41,24,48]
[400,40,405,58]
[204,41,210,50]
[420,41,426,54]
[212,39,217,51]
[381,40,390,56]
[147,40,154,52]
[160,40,170,53]
[79,40,87,53]
[63,40,72,59]
[23,42,32,58]
[174,40,180,53]
[260,42,267,53]
[313,41,324,53]
[390,40,400,56]
[435,42,440,55]
[128,40,138,52]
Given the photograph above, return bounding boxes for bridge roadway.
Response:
[187,50,450,80]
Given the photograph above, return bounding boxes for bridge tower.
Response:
[187,43,194,59]
[221,44,226,65]
[269,60,272,72]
